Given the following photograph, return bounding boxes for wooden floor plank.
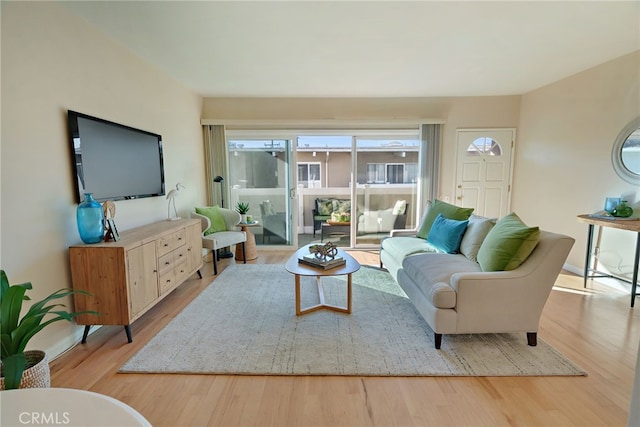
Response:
[49,249,639,426]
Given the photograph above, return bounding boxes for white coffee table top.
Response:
[0,388,151,427]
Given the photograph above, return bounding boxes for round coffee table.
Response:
[285,244,360,315]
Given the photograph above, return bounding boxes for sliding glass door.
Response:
[225,126,428,250]
[297,131,420,248]
[353,134,419,246]
[227,138,294,247]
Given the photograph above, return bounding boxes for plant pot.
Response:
[0,350,50,390]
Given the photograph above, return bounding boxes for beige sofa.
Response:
[380,210,575,349]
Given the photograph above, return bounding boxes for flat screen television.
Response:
[67,110,165,203]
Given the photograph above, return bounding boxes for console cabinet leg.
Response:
[81,325,91,344]
[124,325,133,343]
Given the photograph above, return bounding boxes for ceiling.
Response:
[60,1,640,98]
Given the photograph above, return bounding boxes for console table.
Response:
[576,214,640,307]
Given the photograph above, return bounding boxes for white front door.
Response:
[455,129,515,218]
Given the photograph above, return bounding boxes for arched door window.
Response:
[466,137,502,156]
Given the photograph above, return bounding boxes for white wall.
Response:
[1,2,205,357]
[516,51,640,274]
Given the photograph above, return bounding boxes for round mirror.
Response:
[612,117,640,185]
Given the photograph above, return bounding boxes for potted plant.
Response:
[0,269,96,390]
[235,201,250,223]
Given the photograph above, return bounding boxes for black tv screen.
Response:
[67,110,165,203]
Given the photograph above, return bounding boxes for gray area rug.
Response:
[120,264,586,376]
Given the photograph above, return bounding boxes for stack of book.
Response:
[298,254,346,270]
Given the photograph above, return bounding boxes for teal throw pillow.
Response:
[316,199,334,216]
[426,213,469,254]
[476,212,540,271]
[195,206,227,235]
[416,199,474,239]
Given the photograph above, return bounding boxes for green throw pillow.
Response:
[195,206,227,235]
[316,199,334,216]
[416,199,474,239]
[476,212,540,272]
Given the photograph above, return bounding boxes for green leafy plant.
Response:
[235,201,250,214]
[0,270,97,389]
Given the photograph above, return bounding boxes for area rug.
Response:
[120,264,586,377]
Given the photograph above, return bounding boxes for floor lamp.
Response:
[213,176,233,258]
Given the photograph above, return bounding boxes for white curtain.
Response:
[203,125,229,207]
[421,123,441,205]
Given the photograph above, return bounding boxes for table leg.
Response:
[295,274,352,315]
[584,224,594,288]
[295,275,301,315]
[347,273,352,313]
[631,232,640,308]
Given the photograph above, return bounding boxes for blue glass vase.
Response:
[77,193,104,244]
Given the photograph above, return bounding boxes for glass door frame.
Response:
[225,126,428,250]
[226,131,298,248]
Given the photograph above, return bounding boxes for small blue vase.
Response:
[77,193,104,244]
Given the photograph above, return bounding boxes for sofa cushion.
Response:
[402,253,481,308]
[416,199,474,239]
[426,214,469,254]
[381,236,437,261]
[460,215,496,262]
[195,206,227,235]
[477,212,540,272]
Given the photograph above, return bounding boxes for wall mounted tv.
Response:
[67,110,165,203]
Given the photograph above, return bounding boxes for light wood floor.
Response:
[50,249,640,427]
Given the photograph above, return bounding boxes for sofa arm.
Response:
[389,228,419,237]
[449,269,555,333]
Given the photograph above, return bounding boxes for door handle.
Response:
[290,188,297,199]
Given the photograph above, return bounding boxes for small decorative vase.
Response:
[241,214,247,224]
[611,201,633,218]
[77,193,104,243]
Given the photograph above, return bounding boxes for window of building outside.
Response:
[366,162,418,184]
[297,162,322,188]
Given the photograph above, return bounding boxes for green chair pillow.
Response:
[476,212,540,272]
[416,199,474,239]
[316,199,334,216]
[333,199,351,214]
[195,206,227,235]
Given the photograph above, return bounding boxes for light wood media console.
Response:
[69,218,203,343]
